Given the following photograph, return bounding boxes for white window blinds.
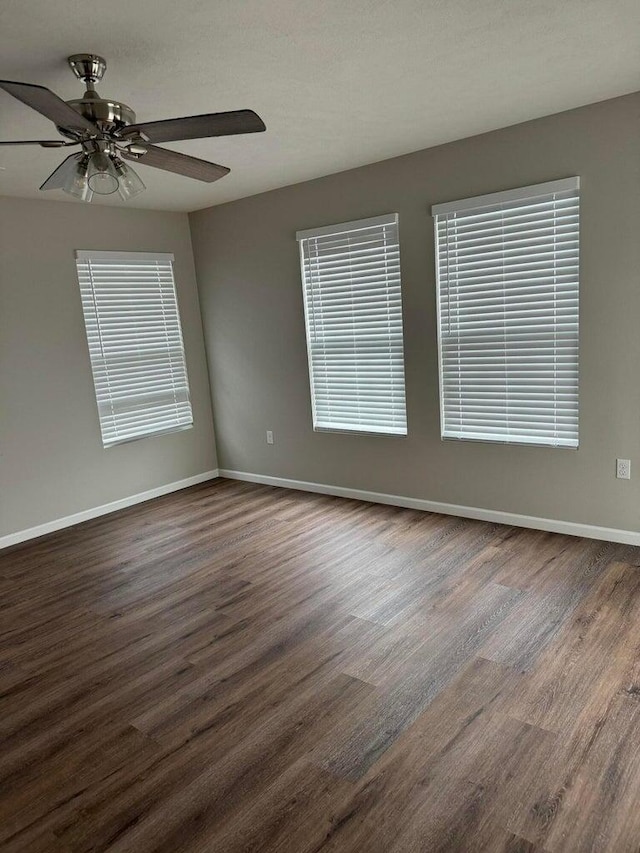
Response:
[297,213,407,435]
[433,177,579,448]
[75,250,193,447]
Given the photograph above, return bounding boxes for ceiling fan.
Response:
[0,53,266,202]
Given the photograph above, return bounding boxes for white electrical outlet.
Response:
[266,430,274,445]
[616,458,631,480]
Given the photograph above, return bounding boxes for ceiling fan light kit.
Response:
[0,53,266,202]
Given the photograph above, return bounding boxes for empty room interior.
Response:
[1,1,640,851]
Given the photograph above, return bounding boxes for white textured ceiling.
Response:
[0,0,638,212]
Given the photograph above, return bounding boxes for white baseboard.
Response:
[219,469,640,547]
[4,466,637,550]
[0,470,220,550]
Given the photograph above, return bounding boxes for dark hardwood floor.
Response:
[2,478,640,852]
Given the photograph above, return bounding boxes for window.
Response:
[297,213,407,435]
[433,177,580,448]
[76,250,193,447]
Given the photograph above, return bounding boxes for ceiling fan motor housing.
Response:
[65,54,136,134]
[65,96,136,132]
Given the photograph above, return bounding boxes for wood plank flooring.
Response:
[1,477,640,852]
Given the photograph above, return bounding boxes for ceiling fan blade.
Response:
[122,145,230,182]
[39,152,83,190]
[121,109,266,144]
[0,80,97,135]
[0,139,78,147]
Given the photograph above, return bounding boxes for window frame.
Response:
[297,212,408,437]
[432,177,580,449]
[75,249,193,448]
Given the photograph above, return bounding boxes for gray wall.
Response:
[190,92,640,532]
[0,197,217,538]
